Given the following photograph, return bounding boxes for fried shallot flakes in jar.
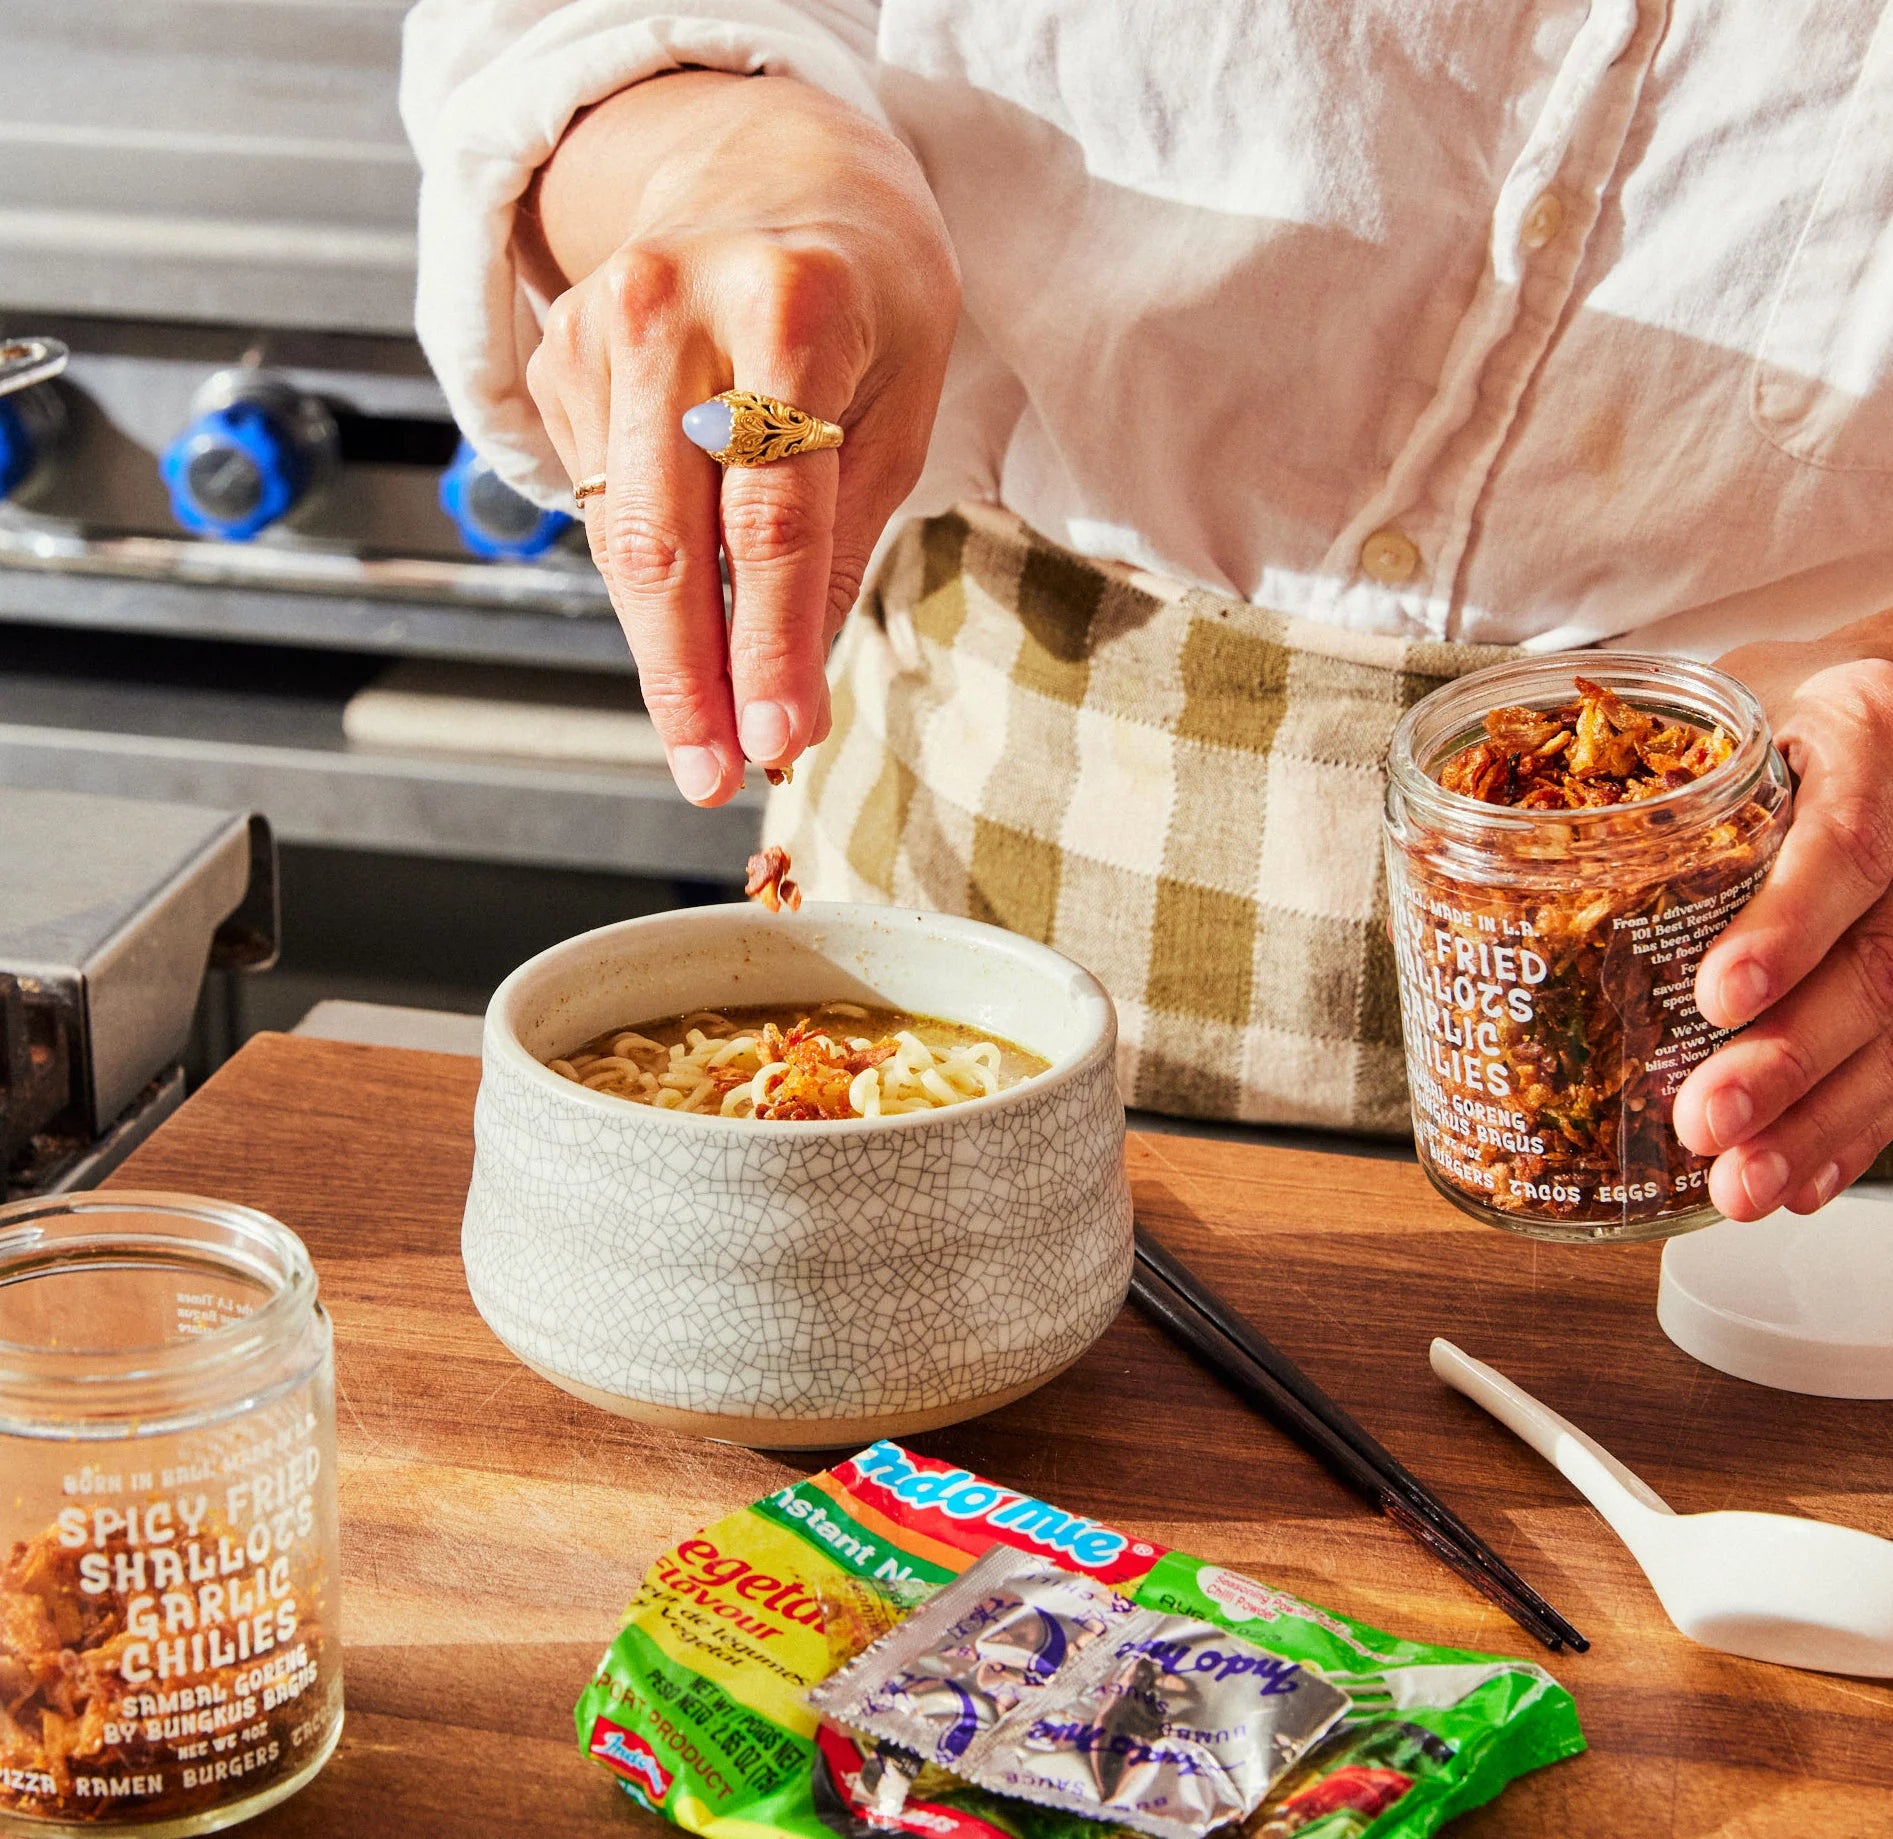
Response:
[0,1194,342,1837]
[1383,656,1791,1242]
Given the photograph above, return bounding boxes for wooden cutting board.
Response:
[106,1033,1893,1836]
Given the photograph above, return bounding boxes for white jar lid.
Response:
[1658,1184,1893,1398]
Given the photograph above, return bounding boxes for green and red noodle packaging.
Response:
[575,1442,1582,1838]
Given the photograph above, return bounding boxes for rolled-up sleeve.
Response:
[400,0,885,507]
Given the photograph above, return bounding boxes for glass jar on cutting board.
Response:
[0,1192,342,1836]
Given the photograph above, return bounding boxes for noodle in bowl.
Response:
[551,1001,1044,1120]
[461,903,1131,1445]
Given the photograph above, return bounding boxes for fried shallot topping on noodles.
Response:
[747,1018,898,1120]
[547,1004,1032,1120]
[1441,677,1735,810]
[745,844,801,912]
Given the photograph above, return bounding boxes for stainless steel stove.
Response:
[0,1,757,900]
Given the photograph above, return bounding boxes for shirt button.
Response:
[1521,191,1565,250]
[1360,528,1420,585]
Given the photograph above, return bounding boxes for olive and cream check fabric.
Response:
[767,507,1515,1132]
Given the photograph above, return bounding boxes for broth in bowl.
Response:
[547,1001,1049,1122]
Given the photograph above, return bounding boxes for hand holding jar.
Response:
[1676,617,1893,1220]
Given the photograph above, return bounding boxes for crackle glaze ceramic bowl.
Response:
[461,903,1131,1446]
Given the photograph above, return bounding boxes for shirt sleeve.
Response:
[399,0,885,509]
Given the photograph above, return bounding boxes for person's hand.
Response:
[1674,614,1893,1217]
[519,71,959,804]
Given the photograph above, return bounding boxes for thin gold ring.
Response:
[572,473,607,506]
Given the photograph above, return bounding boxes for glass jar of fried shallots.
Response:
[1383,655,1792,1243]
[0,1193,342,1835]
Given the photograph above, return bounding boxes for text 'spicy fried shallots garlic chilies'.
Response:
[1383,655,1792,1242]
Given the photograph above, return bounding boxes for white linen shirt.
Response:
[401,0,1893,658]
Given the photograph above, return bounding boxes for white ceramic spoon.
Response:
[1430,1337,1893,1676]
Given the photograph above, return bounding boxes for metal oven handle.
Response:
[0,337,68,397]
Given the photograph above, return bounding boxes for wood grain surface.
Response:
[107,1034,1893,1837]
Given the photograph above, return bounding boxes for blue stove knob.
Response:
[161,398,308,542]
[0,397,36,500]
[0,384,65,502]
[439,440,571,558]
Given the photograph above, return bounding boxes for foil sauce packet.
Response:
[807,1547,1352,1836]
[574,1442,1583,1839]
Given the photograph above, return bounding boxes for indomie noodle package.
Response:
[574,1443,1582,1837]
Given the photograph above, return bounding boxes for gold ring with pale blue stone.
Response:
[682,390,844,467]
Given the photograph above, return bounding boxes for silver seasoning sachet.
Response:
[806,1547,1352,1838]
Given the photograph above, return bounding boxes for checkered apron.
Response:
[765,504,1516,1133]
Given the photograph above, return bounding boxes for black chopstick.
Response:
[1128,1262,1394,1503]
[1126,1260,1565,1653]
[1132,1226,1587,1652]
[1130,1229,1586,1654]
